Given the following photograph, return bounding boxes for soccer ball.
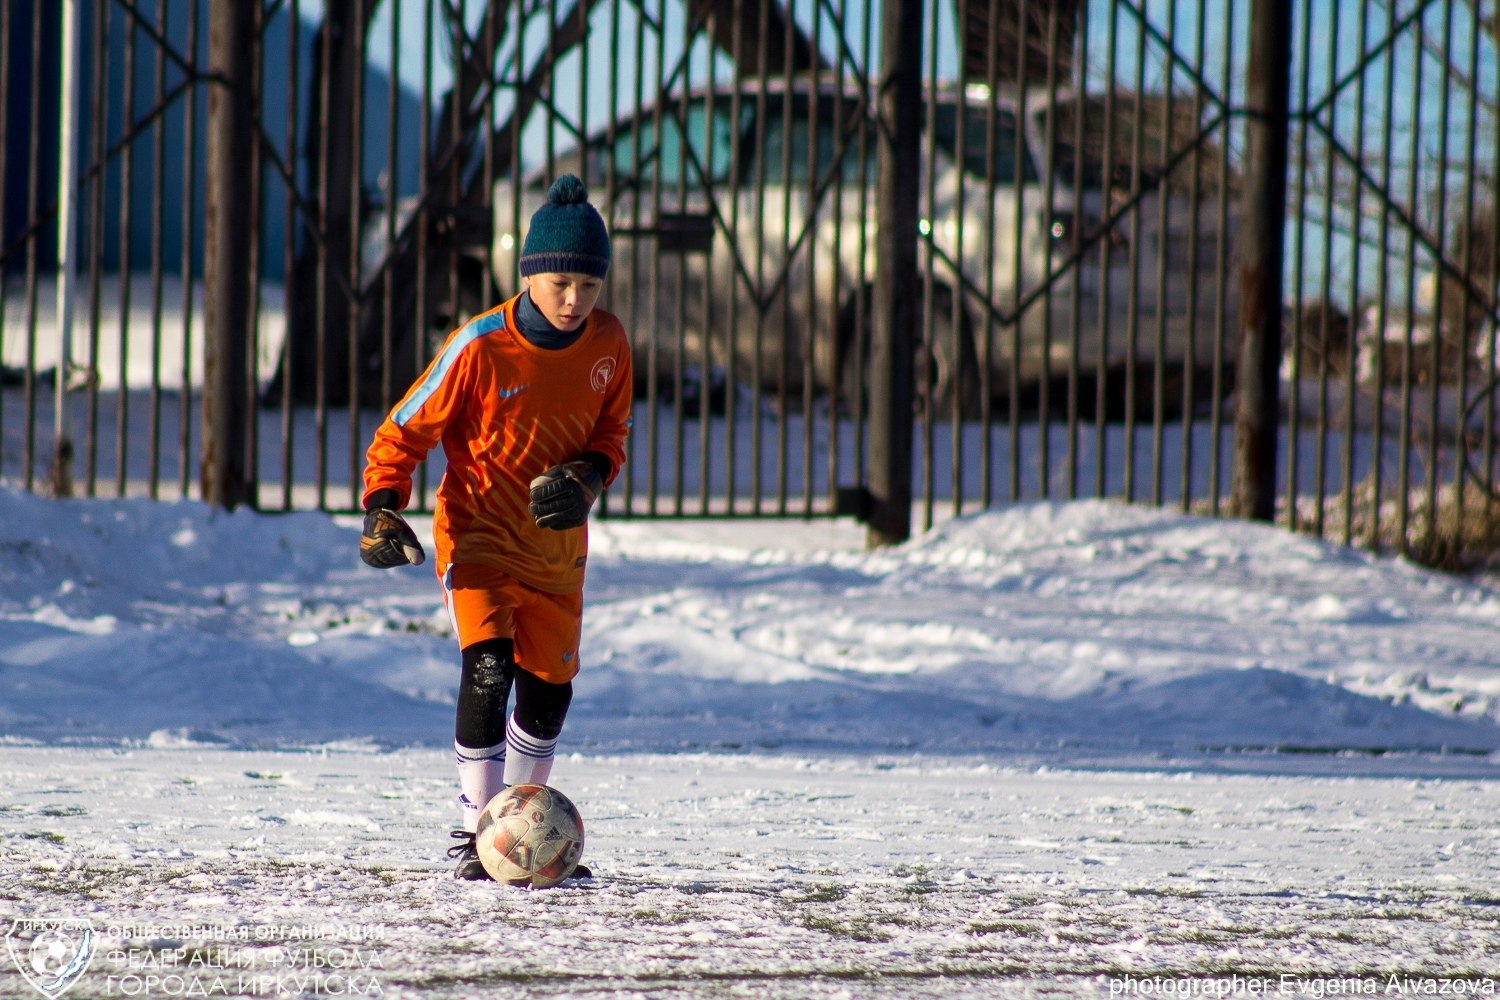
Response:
[475,783,585,888]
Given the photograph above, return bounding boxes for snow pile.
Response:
[1,484,1498,758]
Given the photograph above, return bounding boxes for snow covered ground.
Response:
[2,485,1499,997]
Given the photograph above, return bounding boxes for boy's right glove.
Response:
[360,491,426,568]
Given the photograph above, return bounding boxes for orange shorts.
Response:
[439,563,583,684]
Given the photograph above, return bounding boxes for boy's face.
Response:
[524,271,605,332]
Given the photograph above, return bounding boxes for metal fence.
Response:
[2,0,1498,557]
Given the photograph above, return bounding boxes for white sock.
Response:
[502,714,558,787]
[454,740,506,833]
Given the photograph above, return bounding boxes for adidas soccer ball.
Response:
[475,783,585,888]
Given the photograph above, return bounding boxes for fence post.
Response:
[865,0,924,547]
[1231,0,1292,522]
[51,0,80,498]
[201,0,255,509]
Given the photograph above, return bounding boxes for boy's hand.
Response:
[360,492,426,568]
[528,460,605,530]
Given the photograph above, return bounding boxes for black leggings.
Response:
[454,638,573,747]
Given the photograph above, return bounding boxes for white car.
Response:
[493,79,1234,418]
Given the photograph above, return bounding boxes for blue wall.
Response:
[2,0,427,282]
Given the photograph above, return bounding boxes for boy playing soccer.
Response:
[359,175,631,879]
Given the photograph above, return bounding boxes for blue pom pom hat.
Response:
[519,174,611,279]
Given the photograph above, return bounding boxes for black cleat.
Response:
[447,830,492,881]
[569,862,593,880]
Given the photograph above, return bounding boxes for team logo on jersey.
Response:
[590,357,616,393]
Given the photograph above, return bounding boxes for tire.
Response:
[836,281,981,422]
[922,283,982,421]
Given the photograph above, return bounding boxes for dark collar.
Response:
[515,290,585,350]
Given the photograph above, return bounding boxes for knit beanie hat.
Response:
[519,174,611,278]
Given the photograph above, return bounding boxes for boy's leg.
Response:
[504,668,573,787]
[504,588,583,787]
[442,565,522,834]
[453,637,514,832]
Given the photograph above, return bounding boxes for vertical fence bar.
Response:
[775,0,794,516]
[749,0,768,515]
[382,0,399,420]
[1338,0,1370,545]
[1425,0,1453,551]
[979,0,1000,509]
[1285,0,1312,526]
[919,0,938,528]
[648,0,666,514]
[1037,2,1059,504]
[1208,0,1234,517]
[700,7,718,517]
[480,0,494,318]
[178,0,199,500]
[1179,0,1205,514]
[346,6,365,512]
[1007,0,1027,504]
[1065,0,1087,501]
[851,0,874,497]
[947,0,968,519]
[1094,2,1117,499]
[414,0,432,510]
[447,0,465,398]
[1484,38,1500,512]
[0,0,10,481]
[1122,10,1144,503]
[104,4,133,497]
[53,0,81,498]
[1394,12,1425,554]
[147,0,167,499]
[1312,0,1341,538]
[113,7,136,496]
[201,0,255,509]
[314,10,332,510]
[511,0,526,311]
[866,0,922,546]
[1452,0,1481,538]
[823,1,842,518]
[280,0,299,511]
[803,0,820,519]
[24,0,45,493]
[85,0,108,498]
[1230,0,1291,523]
[1367,0,1399,551]
[621,0,646,513]
[1149,1,1174,507]
[674,2,692,516]
[607,0,630,512]
[723,0,744,514]
[246,1,263,510]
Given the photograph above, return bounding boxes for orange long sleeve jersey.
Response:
[363,294,632,594]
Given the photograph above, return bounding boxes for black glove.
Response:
[528,457,607,531]
[360,489,426,568]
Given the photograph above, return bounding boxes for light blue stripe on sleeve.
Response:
[392,311,507,427]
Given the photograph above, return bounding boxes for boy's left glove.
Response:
[529,458,606,531]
